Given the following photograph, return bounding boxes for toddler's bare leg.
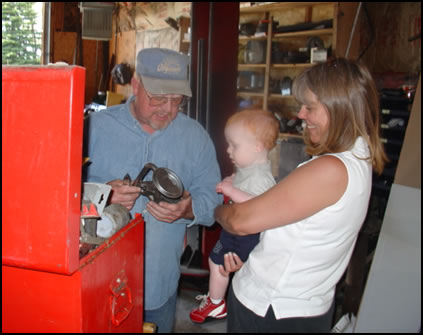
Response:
[208,257,230,301]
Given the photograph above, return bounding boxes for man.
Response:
[84,48,222,332]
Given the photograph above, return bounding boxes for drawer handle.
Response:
[110,286,133,326]
[110,270,133,326]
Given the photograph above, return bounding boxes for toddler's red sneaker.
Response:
[189,294,227,323]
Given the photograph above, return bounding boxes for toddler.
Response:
[189,109,279,323]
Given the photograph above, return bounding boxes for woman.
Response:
[214,58,387,333]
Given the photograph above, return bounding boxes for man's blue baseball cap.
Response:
[136,48,192,97]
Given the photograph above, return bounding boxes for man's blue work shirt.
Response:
[84,96,222,310]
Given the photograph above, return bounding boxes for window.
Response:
[2,2,43,65]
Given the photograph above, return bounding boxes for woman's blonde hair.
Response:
[292,58,387,174]
[226,109,279,151]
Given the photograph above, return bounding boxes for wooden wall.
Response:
[50,2,106,104]
[49,2,421,102]
[111,2,191,98]
[360,2,421,73]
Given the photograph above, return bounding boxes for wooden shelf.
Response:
[273,28,334,39]
[279,133,303,140]
[271,63,314,69]
[239,35,267,42]
[238,64,267,70]
[237,91,265,97]
[240,28,333,42]
[269,94,297,100]
[240,2,334,13]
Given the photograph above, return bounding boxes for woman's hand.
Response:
[218,252,244,277]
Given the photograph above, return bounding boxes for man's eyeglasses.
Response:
[145,91,185,107]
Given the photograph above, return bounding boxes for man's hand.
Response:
[107,179,141,210]
[146,190,194,223]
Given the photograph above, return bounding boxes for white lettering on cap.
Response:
[157,57,181,74]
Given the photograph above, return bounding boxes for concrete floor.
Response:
[173,273,346,333]
[173,275,227,333]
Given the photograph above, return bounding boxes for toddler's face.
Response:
[225,123,261,169]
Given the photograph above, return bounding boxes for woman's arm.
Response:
[214,155,348,235]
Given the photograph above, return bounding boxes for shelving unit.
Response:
[238,2,338,139]
[237,3,339,180]
[371,89,413,215]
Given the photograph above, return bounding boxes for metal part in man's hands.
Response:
[123,173,132,185]
[123,163,184,203]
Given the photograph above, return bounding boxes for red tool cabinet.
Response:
[2,66,144,332]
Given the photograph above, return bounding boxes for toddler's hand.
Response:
[216,182,223,194]
[216,178,233,196]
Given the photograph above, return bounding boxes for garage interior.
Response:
[2,2,420,333]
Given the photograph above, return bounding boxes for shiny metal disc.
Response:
[153,168,184,199]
